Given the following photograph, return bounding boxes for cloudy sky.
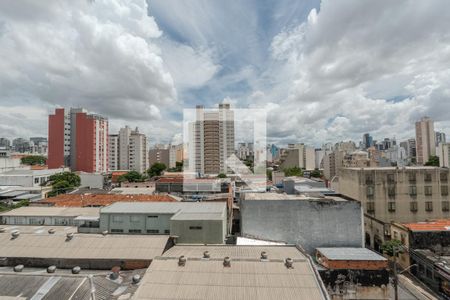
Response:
[0,0,449,147]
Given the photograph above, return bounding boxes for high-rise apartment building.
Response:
[169,144,184,168]
[438,143,450,168]
[362,133,373,150]
[149,147,170,167]
[189,104,235,175]
[436,131,447,146]
[279,143,315,171]
[415,117,436,165]
[48,108,108,173]
[108,126,148,173]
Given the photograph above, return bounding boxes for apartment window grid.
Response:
[387,174,395,184]
[440,172,448,182]
[410,201,418,212]
[367,202,375,214]
[441,185,449,196]
[366,186,375,199]
[387,186,396,198]
[425,201,433,212]
[424,173,432,182]
[424,186,433,196]
[408,173,416,183]
[388,202,396,212]
[409,185,417,197]
[442,201,450,212]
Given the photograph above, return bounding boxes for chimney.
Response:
[178,256,187,267]
[260,251,268,260]
[223,257,231,267]
[285,258,294,269]
[11,230,20,239]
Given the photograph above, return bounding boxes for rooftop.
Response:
[0,232,169,260]
[100,201,227,215]
[243,192,348,202]
[0,267,144,300]
[39,193,175,207]
[343,166,445,171]
[134,245,326,300]
[316,247,387,261]
[401,219,450,232]
[0,168,66,176]
[0,206,100,217]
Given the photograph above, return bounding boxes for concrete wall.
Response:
[241,199,363,254]
[79,173,104,189]
[100,213,172,234]
[171,219,226,244]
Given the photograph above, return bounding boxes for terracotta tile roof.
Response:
[402,220,450,232]
[39,193,175,207]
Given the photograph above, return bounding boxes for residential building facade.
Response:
[415,117,436,165]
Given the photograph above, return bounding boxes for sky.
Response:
[0,0,449,147]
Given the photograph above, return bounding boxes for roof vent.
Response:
[132,274,141,284]
[178,256,187,267]
[285,258,294,269]
[110,266,121,280]
[261,251,268,260]
[203,251,210,259]
[0,228,6,233]
[66,232,74,241]
[11,230,20,239]
[223,257,231,267]
[48,228,56,234]
[72,266,81,274]
[102,230,108,236]
[47,265,57,273]
[14,265,24,272]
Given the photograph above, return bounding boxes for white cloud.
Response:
[264,0,450,146]
[0,0,177,140]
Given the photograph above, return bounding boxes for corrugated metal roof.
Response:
[0,206,100,217]
[134,245,326,300]
[0,191,28,198]
[0,233,168,260]
[316,248,386,261]
[0,225,77,235]
[163,245,306,260]
[100,202,226,215]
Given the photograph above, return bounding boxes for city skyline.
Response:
[0,0,450,146]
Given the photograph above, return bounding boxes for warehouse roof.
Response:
[101,201,226,215]
[0,206,100,218]
[0,225,77,235]
[316,248,387,261]
[0,232,169,260]
[134,245,326,300]
[40,193,174,207]
[0,267,144,300]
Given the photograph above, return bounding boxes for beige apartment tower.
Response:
[109,126,148,173]
[190,104,235,175]
[415,117,436,165]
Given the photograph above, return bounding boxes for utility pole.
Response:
[393,246,399,300]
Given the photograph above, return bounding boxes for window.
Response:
[442,186,449,196]
[387,174,395,184]
[367,202,375,214]
[366,186,374,198]
[425,201,433,212]
[425,186,433,196]
[189,226,203,230]
[164,229,170,234]
[130,216,140,223]
[410,202,418,212]
[442,201,449,212]
[365,175,374,185]
[111,229,123,233]
[147,229,159,234]
[112,215,123,223]
[147,215,158,218]
[128,229,141,233]
[441,172,448,182]
[409,186,417,197]
[425,173,432,182]
[388,186,396,198]
[34,178,39,184]
[388,202,396,212]
[409,173,416,182]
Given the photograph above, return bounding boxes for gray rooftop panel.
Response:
[100,201,226,215]
[316,247,387,261]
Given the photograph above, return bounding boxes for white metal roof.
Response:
[316,247,387,261]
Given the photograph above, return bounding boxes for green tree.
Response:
[217,173,227,178]
[310,169,322,178]
[147,163,167,178]
[381,239,403,257]
[284,166,303,177]
[118,171,143,183]
[47,172,81,197]
[424,155,439,166]
[21,155,47,165]
[266,169,273,181]
[167,161,183,172]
